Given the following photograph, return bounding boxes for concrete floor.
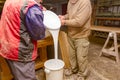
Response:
[36,36,120,80]
[87,36,120,80]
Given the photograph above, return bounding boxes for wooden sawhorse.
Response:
[99,32,120,63]
[91,26,120,63]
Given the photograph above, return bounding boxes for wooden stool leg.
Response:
[99,33,110,56]
[113,32,119,63]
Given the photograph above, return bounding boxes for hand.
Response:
[58,15,66,26]
[58,15,65,20]
[61,19,65,26]
[42,6,47,11]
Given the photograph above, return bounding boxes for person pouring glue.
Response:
[0,0,46,80]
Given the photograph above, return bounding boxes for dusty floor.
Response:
[35,36,120,80]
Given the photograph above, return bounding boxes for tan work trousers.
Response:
[68,36,89,75]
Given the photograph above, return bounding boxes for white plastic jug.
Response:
[44,59,65,80]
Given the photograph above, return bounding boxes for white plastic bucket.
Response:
[44,59,65,80]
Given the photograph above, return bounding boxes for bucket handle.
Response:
[44,68,51,74]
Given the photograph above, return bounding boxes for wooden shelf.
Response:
[96,13,113,17]
[96,17,120,21]
[95,0,120,18]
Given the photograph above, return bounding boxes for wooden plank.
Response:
[35,61,44,70]
[37,36,53,47]
[59,31,70,68]
[102,49,116,56]
[109,45,120,51]
[38,47,47,61]
[0,1,5,3]
[36,35,53,69]
[91,25,120,34]
[0,57,13,80]
[96,17,120,21]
